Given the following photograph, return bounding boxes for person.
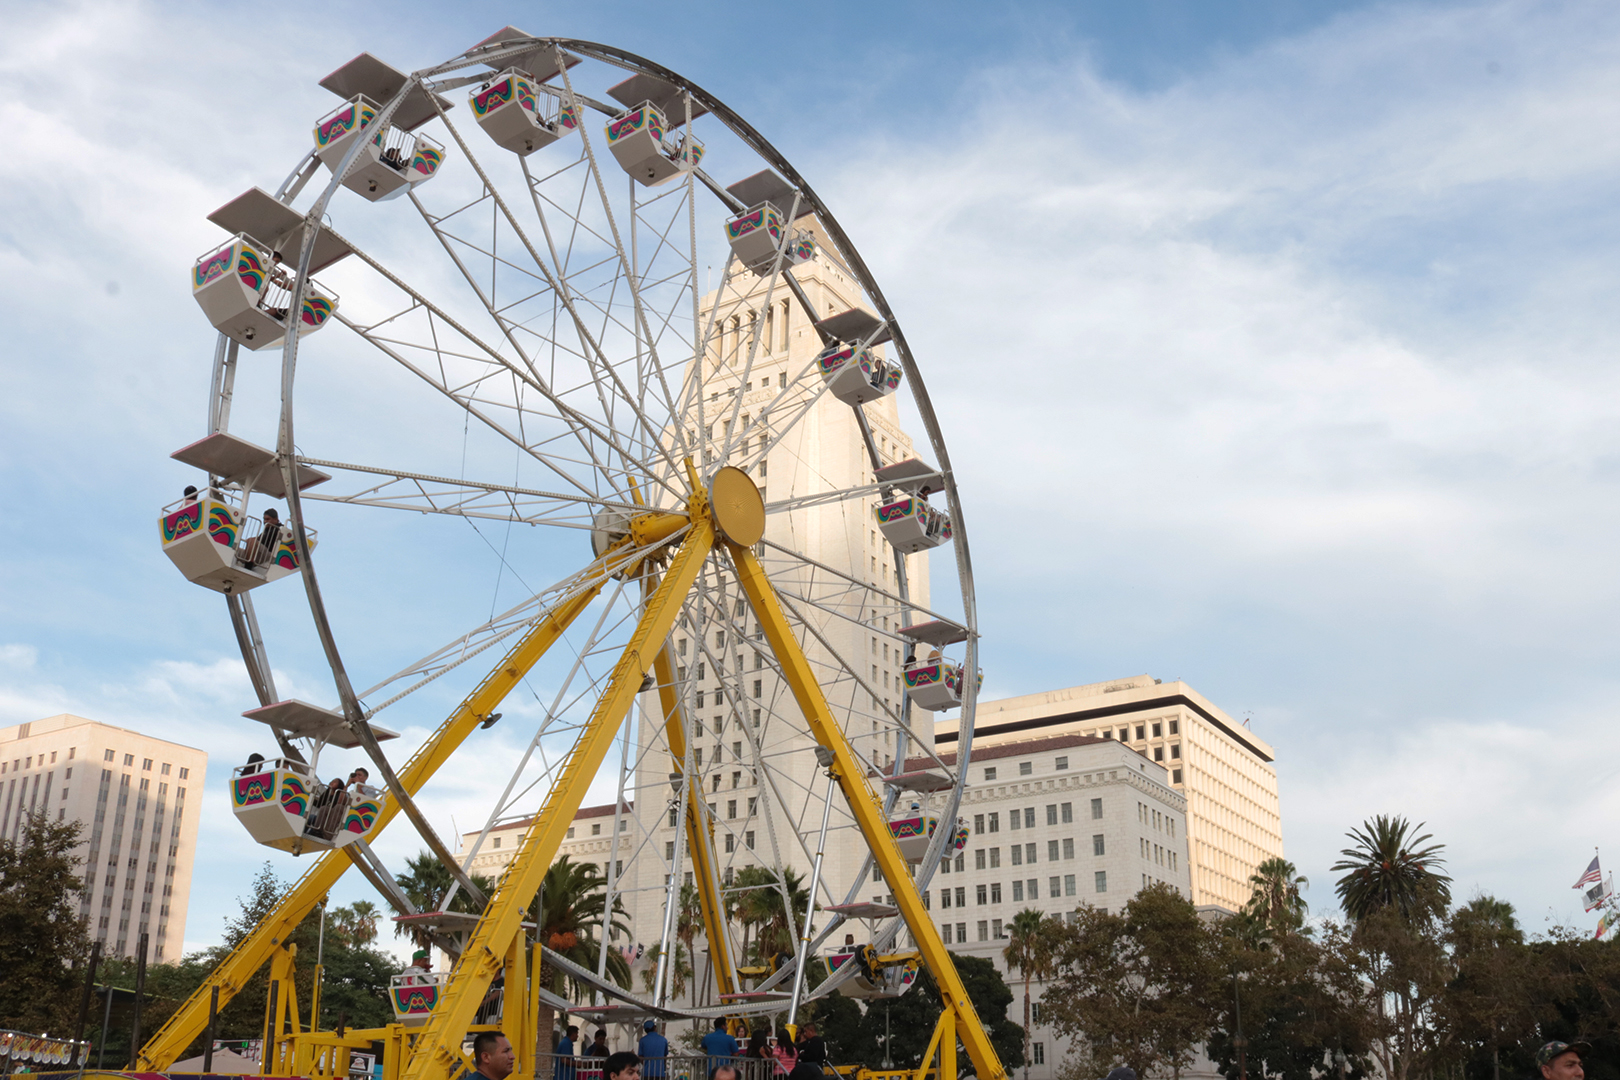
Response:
[183,484,199,505]
[795,1025,825,1067]
[1535,1042,1589,1080]
[555,1025,579,1080]
[589,1030,610,1060]
[243,507,282,570]
[244,752,265,771]
[603,1052,640,1080]
[471,1032,515,1080]
[700,1018,738,1076]
[786,1057,823,1080]
[398,949,433,985]
[770,1030,797,1077]
[1103,1068,1137,1080]
[305,776,349,838]
[744,1030,770,1060]
[636,1021,668,1080]
[711,1068,738,1080]
[348,767,377,797]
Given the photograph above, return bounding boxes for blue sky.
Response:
[4,0,1620,957]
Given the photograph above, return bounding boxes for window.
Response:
[1093,834,1105,856]
[1012,880,1024,901]
[1011,846,1023,867]
[1047,840,1059,862]
[1018,761,1032,776]
[1045,805,1057,826]
[1027,878,1038,899]
[104,750,114,762]
[1009,809,1020,831]
[142,758,153,771]
[955,887,965,907]
[492,837,501,849]
[1095,871,1108,893]
[988,812,999,833]
[725,834,736,853]
[591,823,601,836]
[745,831,755,849]
[1171,744,1181,758]
[1032,1002,1043,1024]
[668,807,678,827]
[955,855,965,873]
[727,800,737,819]
[1154,747,1164,761]
[977,921,988,942]
[975,849,986,871]
[1091,798,1103,820]
[1025,842,1037,864]
[1054,756,1068,771]
[665,841,675,860]
[567,827,577,838]
[989,847,1000,869]
[992,917,1003,938]
[1049,876,1061,898]
[1024,807,1035,828]
[748,797,757,814]
[1118,728,1128,740]
[941,889,952,909]
[178,768,188,779]
[1152,723,1162,737]
[1061,802,1073,824]
[974,814,984,833]
[975,884,987,905]
[1064,874,1076,897]
[1033,1044,1045,1066]
[1173,769,1183,783]
[983,767,997,781]
[752,680,761,698]
[990,883,1001,903]
[1062,838,1074,860]
[1169,720,1179,735]
[123,754,134,766]
[942,923,953,944]
[957,922,966,942]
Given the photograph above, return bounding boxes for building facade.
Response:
[937,675,1282,914]
[0,714,207,960]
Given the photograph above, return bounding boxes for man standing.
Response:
[1535,1042,1588,1080]
[471,1032,515,1080]
[398,949,432,984]
[700,1019,738,1077]
[603,1052,641,1080]
[555,1024,580,1080]
[637,1021,668,1080]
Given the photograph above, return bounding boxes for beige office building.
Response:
[937,675,1281,913]
[1,714,207,960]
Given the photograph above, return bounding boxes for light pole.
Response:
[1232,970,1247,1080]
[881,1004,894,1070]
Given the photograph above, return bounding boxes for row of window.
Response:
[2,746,76,773]
[967,798,1103,837]
[933,871,1104,910]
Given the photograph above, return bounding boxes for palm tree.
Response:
[1002,909,1056,1080]
[346,899,381,944]
[1242,858,1309,939]
[1331,814,1452,922]
[393,851,495,948]
[731,865,809,965]
[531,856,632,1049]
[675,883,705,1003]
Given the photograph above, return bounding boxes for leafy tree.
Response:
[829,953,1022,1071]
[1241,858,1310,943]
[1045,883,1223,1079]
[1445,897,1542,1080]
[0,813,91,1032]
[1003,909,1058,1076]
[730,865,808,963]
[1325,909,1453,1080]
[1331,816,1451,923]
[330,900,381,945]
[393,851,493,947]
[531,856,631,1049]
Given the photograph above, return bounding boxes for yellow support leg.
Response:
[504,924,530,1077]
[727,540,1006,1080]
[137,578,607,1069]
[401,519,717,1080]
[651,640,740,1002]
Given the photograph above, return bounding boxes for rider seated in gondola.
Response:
[304,775,349,839]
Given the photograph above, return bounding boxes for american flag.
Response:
[1574,855,1602,889]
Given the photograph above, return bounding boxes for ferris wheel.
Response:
[149,30,1001,1080]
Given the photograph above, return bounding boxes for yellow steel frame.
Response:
[137,578,608,1069]
[726,540,1007,1080]
[399,514,717,1080]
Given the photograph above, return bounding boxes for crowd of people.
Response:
[544,1018,830,1080]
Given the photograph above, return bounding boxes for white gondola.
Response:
[886,812,970,862]
[192,234,339,351]
[313,95,446,202]
[605,101,703,187]
[159,492,316,595]
[875,495,951,553]
[823,946,919,999]
[230,757,386,854]
[818,343,901,407]
[903,654,982,712]
[389,972,448,1026]
[471,68,578,156]
[724,201,815,276]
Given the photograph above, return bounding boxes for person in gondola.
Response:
[242,508,282,570]
[305,775,348,839]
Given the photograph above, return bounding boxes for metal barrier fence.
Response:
[535,1053,779,1080]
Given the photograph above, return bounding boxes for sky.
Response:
[4,0,1620,960]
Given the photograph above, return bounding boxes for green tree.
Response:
[833,953,1023,1070]
[393,851,493,948]
[1444,897,1542,1080]
[1325,910,1453,1080]
[1241,858,1310,943]
[1003,909,1058,1077]
[0,813,91,1032]
[531,856,631,1048]
[330,900,381,945]
[1045,883,1223,1079]
[1331,816,1451,923]
[730,865,808,963]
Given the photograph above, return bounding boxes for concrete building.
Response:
[937,674,1282,914]
[921,733,1190,1076]
[0,714,207,961]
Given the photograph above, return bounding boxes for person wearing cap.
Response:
[636,1021,668,1080]
[1535,1041,1589,1080]
[1103,1068,1137,1080]
[399,949,432,985]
